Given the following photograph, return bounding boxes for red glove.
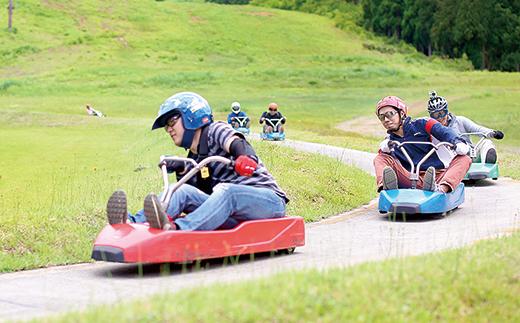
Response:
[234,155,257,177]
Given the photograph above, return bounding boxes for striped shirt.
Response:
[203,122,288,203]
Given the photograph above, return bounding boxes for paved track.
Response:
[1,140,519,321]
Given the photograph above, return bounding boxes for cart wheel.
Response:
[280,247,296,254]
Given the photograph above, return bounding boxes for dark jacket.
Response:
[387,117,465,171]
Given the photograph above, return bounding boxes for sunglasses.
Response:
[429,110,448,119]
[377,110,398,121]
[268,108,277,112]
[164,114,181,131]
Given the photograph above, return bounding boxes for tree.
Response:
[402,0,437,56]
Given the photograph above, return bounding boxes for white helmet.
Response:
[427,90,448,113]
[231,101,241,113]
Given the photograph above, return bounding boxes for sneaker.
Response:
[484,148,497,164]
[382,166,398,190]
[423,166,436,192]
[144,193,172,230]
[107,190,128,225]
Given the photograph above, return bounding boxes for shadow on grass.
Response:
[93,250,296,279]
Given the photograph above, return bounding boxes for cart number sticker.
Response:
[201,166,210,179]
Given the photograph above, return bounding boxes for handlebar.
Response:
[159,155,233,208]
[232,116,249,127]
[264,118,283,127]
[388,141,455,188]
[460,132,488,137]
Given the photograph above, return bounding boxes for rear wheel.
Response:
[279,247,295,254]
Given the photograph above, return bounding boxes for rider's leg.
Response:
[374,153,414,191]
[132,185,209,223]
[174,183,286,231]
[436,155,472,192]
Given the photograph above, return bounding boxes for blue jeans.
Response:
[131,183,286,231]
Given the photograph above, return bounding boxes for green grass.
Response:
[53,232,520,322]
[0,0,519,274]
[0,112,374,272]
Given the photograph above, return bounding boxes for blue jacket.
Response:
[227,111,249,124]
[387,117,465,171]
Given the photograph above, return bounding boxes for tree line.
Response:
[361,0,520,71]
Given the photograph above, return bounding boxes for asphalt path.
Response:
[1,140,519,321]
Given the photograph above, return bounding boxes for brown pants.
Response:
[373,153,472,192]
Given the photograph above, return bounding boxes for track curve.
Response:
[1,140,519,321]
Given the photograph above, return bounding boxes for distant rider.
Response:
[259,102,286,134]
[373,96,471,193]
[427,91,504,163]
[227,101,250,129]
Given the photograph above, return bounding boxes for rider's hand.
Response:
[234,155,257,177]
[455,142,470,155]
[491,130,504,140]
[159,160,186,174]
[259,117,265,124]
[379,139,391,153]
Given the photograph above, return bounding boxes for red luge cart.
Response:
[92,156,305,264]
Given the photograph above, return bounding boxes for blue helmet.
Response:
[152,92,213,148]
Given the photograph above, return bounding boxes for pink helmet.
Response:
[376,96,408,116]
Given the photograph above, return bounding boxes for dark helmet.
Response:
[152,92,213,148]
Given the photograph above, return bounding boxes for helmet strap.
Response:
[181,129,196,149]
[394,110,406,132]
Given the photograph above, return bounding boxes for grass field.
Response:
[55,232,520,322]
[1,0,519,314]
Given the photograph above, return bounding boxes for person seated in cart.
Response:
[227,101,250,130]
[259,102,286,134]
[373,96,472,193]
[426,91,505,163]
[106,92,288,231]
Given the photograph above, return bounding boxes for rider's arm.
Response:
[278,112,286,124]
[224,135,258,160]
[423,118,465,144]
[259,112,266,123]
[457,116,493,137]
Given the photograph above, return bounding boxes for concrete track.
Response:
[1,140,519,321]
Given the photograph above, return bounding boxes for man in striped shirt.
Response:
[106,92,288,231]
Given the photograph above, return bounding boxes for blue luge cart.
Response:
[378,141,465,215]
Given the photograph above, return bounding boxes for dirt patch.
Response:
[116,36,129,48]
[190,15,207,24]
[247,11,274,17]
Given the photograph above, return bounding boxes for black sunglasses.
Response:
[164,114,181,130]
